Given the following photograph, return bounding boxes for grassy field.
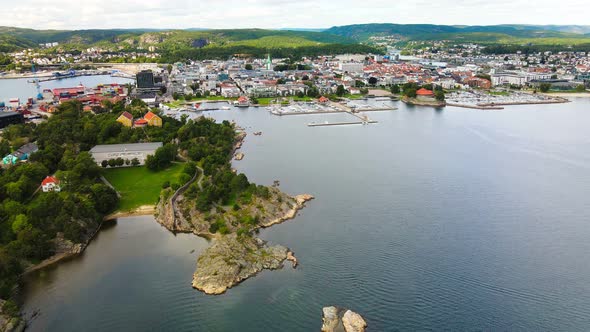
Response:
[104,163,186,211]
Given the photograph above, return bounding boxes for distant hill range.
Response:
[2,24,590,56]
[324,23,590,45]
[0,27,378,60]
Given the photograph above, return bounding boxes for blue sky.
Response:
[2,0,589,30]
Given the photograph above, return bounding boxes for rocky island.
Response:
[321,306,367,332]
[154,117,313,294]
[157,186,313,294]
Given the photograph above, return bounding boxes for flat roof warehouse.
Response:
[89,142,163,154]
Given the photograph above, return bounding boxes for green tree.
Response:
[575,84,586,92]
[336,85,346,97]
[91,184,119,214]
[539,83,552,93]
[245,64,253,70]
[11,214,30,234]
[435,90,445,101]
[390,85,400,94]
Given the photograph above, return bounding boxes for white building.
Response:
[41,176,61,193]
[89,142,163,166]
[339,63,365,73]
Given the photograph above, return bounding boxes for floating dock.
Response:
[308,120,378,127]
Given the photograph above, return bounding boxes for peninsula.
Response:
[155,128,313,294]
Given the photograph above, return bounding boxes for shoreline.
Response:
[541,92,590,98]
[104,205,156,220]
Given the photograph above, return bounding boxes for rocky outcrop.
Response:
[260,194,314,228]
[192,234,289,295]
[322,306,367,332]
[342,310,367,332]
[0,300,24,332]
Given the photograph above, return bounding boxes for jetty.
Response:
[308,120,378,127]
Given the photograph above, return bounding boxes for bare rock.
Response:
[192,234,288,294]
[342,310,367,332]
[321,306,340,332]
[322,306,367,332]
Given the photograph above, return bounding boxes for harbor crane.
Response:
[31,61,43,100]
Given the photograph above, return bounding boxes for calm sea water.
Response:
[20,98,590,331]
[0,76,134,104]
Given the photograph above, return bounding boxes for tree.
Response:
[108,159,117,167]
[390,85,400,94]
[101,160,108,168]
[405,88,417,98]
[0,140,10,157]
[245,64,253,70]
[91,184,119,214]
[131,158,140,166]
[125,159,131,166]
[166,64,173,74]
[336,85,346,97]
[435,90,445,101]
[11,214,30,234]
[575,84,586,92]
[368,77,378,86]
[539,83,552,93]
[146,144,177,171]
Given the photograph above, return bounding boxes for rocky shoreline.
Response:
[0,300,25,332]
[191,234,295,294]
[155,188,313,294]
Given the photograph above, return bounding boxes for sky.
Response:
[1,0,590,30]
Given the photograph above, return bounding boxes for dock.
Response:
[308,120,378,127]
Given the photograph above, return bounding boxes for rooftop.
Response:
[89,142,163,154]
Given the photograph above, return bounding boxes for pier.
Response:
[308,120,378,127]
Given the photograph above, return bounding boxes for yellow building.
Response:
[116,111,133,127]
[143,111,162,127]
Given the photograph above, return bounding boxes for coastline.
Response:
[104,205,156,220]
[541,92,590,98]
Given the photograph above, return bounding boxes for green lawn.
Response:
[104,163,186,211]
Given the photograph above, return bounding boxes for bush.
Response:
[162,181,170,189]
[125,159,130,166]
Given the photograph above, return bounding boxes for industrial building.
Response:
[89,142,163,166]
[136,70,155,89]
[0,112,24,129]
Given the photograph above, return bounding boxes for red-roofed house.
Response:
[117,111,133,127]
[236,96,250,107]
[42,176,61,192]
[416,88,435,101]
[134,119,148,127]
[143,111,162,127]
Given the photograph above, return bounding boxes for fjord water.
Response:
[22,99,590,331]
[0,76,133,104]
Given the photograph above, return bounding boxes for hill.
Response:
[0,27,380,60]
[325,23,590,45]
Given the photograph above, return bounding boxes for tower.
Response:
[266,54,272,71]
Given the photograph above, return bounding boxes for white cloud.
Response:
[0,0,589,30]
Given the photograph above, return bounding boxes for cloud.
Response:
[0,0,589,29]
